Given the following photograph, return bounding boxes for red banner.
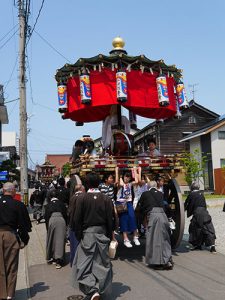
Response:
[64,69,176,122]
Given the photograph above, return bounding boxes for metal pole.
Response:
[18,0,28,205]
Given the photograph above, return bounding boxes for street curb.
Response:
[206,199,224,208]
[24,245,31,299]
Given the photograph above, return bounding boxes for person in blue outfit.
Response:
[115,167,140,248]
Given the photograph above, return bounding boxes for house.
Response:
[134,100,219,154]
[1,131,20,162]
[45,154,71,174]
[179,115,225,193]
[0,85,9,147]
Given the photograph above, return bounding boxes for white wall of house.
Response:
[2,132,17,147]
[211,124,225,169]
[190,136,201,154]
[2,131,19,154]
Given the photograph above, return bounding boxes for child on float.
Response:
[134,167,151,235]
[137,167,151,201]
[115,167,140,248]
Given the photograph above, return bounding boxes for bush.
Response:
[181,149,208,187]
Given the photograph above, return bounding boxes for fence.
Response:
[214,168,225,195]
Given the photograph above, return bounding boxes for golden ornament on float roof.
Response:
[112,36,125,50]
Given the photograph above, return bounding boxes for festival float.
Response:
[55,37,189,248]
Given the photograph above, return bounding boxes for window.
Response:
[218,131,225,139]
[182,132,192,137]
[188,116,196,124]
[220,159,225,168]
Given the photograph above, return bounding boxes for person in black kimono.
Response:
[56,177,70,209]
[68,184,85,266]
[0,182,31,300]
[45,190,68,269]
[185,181,216,253]
[30,184,45,224]
[71,172,113,300]
[138,181,173,270]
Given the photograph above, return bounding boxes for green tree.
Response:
[181,149,208,187]
[62,162,72,177]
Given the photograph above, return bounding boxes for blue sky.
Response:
[1,0,225,167]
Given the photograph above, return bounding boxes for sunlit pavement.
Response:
[16,206,225,300]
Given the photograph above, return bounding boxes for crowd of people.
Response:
[0,162,217,300]
[26,164,216,299]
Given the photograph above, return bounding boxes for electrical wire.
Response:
[0,24,18,43]
[4,54,19,90]
[0,27,19,51]
[25,0,31,26]
[3,77,17,86]
[28,149,71,153]
[27,150,36,166]
[26,54,34,104]
[25,53,58,113]
[35,102,58,112]
[31,128,73,141]
[34,30,72,63]
[26,0,45,46]
[8,99,19,116]
[4,98,20,104]
[29,132,72,148]
[11,3,18,53]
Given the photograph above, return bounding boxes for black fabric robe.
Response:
[139,188,172,266]
[0,195,31,298]
[45,198,67,230]
[185,191,216,247]
[138,188,164,218]
[73,192,113,241]
[71,192,113,298]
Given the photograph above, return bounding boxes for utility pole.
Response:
[18,0,28,205]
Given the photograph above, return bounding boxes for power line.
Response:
[26,53,34,104]
[28,149,71,153]
[31,128,74,141]
[5,98,20,104]
[29,132,72,148]
[26,0,45,45]
[25,0,31,26]
[0,27,19,51]
[4,54,19,90]
[27,150,36,166]
[8,99,19,116]
[11,2,18,52]
[0,24,18,43]
[34,30,72,63]
[34,102,58,112]
[25,52,57,113]
[3,77,17,85]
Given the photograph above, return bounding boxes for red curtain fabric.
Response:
[64,69,176,122]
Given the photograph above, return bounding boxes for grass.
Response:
[204,194,224,199]
[182,194,224,200]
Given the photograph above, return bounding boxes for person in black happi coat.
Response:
[185,181,216,253]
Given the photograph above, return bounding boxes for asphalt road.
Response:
[17,206,225,300]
